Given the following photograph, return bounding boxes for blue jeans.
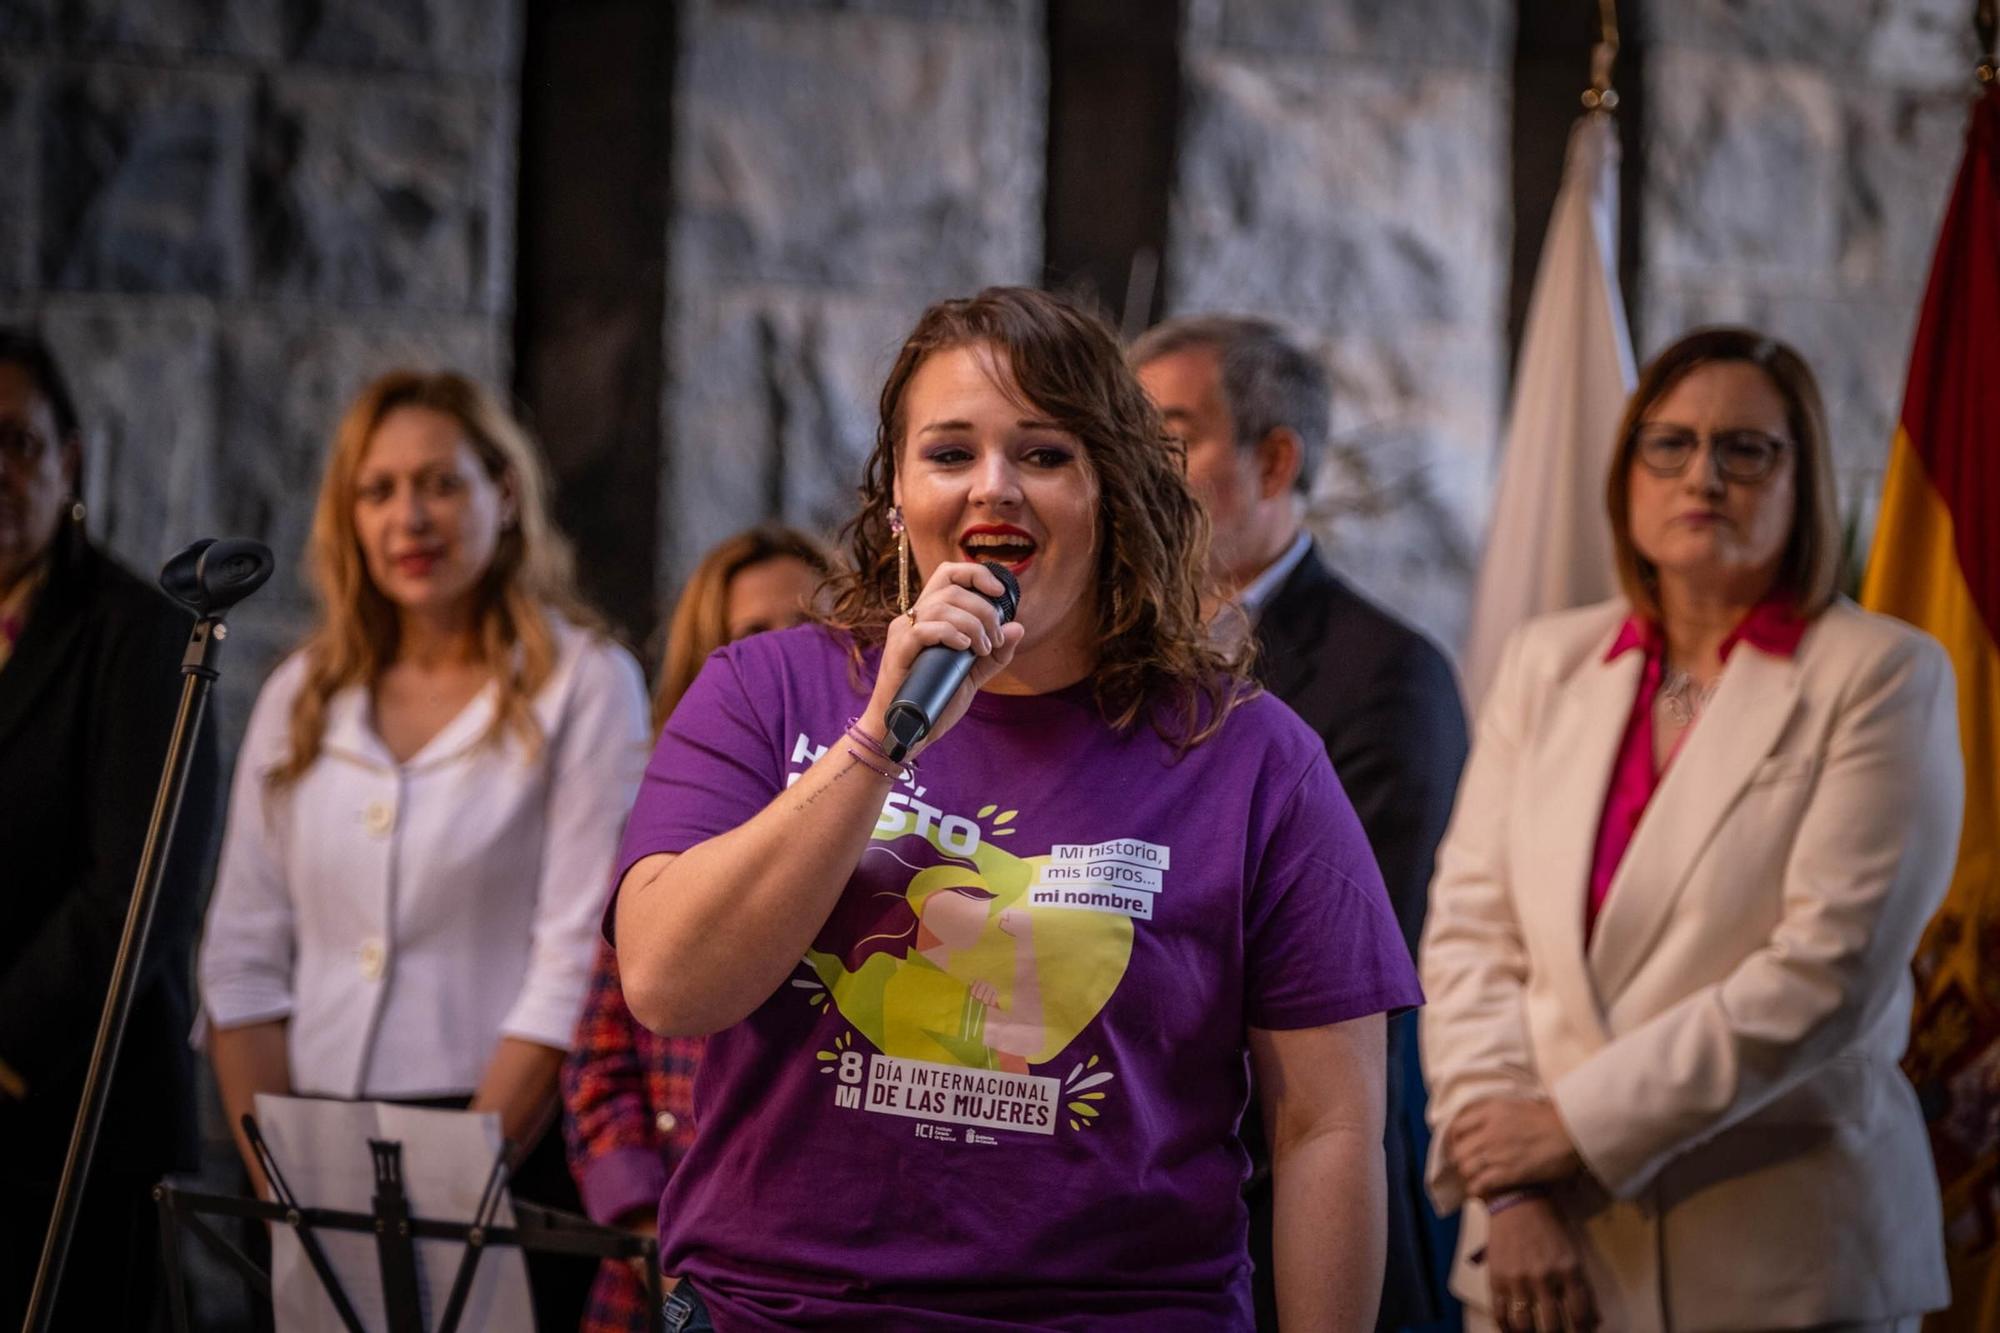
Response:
[662,1281,715,1333]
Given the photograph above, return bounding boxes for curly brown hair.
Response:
[820,286,1253,748]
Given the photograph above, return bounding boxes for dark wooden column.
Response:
[1043,0,1182,335]
[514,0,674,648]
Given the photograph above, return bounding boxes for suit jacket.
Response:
[1246,545,1469,1330]
[0,526,219,1184]
[1421,598,1959,1332]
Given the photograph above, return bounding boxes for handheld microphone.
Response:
[883,562,1020,761]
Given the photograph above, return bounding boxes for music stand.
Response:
[155,1114,663,1333]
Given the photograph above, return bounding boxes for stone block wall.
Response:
[0,0,521,738]
[1637,0,1983,551]
[1166,0,1516,646]
[660,0,1046,597]
[3,0,1979,693]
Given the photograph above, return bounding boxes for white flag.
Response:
[1461,112,1636,710]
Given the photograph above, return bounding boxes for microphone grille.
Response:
[981,562,1020,625]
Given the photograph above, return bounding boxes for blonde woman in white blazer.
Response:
[1422,329,1961,1333]
[198,371,648,1325]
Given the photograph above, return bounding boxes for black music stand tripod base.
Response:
[155,1117,662,1333]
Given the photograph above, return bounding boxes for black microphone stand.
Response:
[22,538,273,1333]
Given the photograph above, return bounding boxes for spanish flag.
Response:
[1861,83,2000,1332]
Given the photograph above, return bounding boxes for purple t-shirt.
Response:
[615,626,1419,1330]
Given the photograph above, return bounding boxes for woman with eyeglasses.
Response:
[1420,327,1959,1332]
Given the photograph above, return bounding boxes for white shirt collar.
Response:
[1236,529,1313,624]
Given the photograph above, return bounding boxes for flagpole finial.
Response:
[1582,0,1621,111]
[1978,0,1997,82]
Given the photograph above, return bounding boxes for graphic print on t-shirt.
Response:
[785,731,1165,1140]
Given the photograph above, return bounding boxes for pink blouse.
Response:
[1585,600,1809,940]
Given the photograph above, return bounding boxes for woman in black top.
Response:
[0,327,220,1328]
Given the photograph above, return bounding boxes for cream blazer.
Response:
[200,618,650,1099]
[1420,598,1960,1332]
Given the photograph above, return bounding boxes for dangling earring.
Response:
[888,506,913,621]
[68,498,85,525]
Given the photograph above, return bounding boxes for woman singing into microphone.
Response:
[611,287,1420,1331]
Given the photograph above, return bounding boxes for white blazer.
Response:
[199,618,649,1100]
[1421,598,1960,1332]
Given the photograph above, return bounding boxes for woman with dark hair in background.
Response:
[1421,328,1960,1332]
[0,328,220,1327]
[610,287,1420,1331]
[198,369,650,1329]
[564,522,834,1333]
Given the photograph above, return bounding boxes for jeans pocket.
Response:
[662,1282,711,1333]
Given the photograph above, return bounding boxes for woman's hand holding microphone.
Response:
[855,561,1024,760]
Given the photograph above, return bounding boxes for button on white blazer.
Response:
[199,617,650,1100]
[1420,598,1961,1332]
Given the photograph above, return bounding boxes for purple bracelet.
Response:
[1484,1185,1550,1216]
[846,717,916,778]
[841,741,899,781]
[1466,1186,1554,1264]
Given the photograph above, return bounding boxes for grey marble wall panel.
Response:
[1171,57,1506,323]
[38,296,222,569]
[676,6,1041,289]
[1312,326,1503,639]
[1638,0,1978,540]
[49,0,287,61]
[1643,52,1843,284]
[1191,0,1511,70]
[41,0,520,73]
[1838,87,1972,289]
[216,310,501,600]
[249,72,507,311]
[288,0,521,77]
[722,0,1037,22]
[667,284,921,580]
[0,0,520,746]
[663,0,1045,591]
[1167,15,1511,647]
[39,62,255,295]
[1648,0,1975,87]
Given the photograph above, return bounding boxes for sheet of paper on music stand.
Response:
[256,1095,533,1333]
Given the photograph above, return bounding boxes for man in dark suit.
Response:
[1134,316,1469,1332]
[0,329,219,1328]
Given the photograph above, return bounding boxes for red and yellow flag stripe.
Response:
[1861,83,2000,1333]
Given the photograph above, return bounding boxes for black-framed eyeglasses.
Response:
[0,422,50,469]
[1631,425,1788,484]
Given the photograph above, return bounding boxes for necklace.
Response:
[1658,664,1720,727]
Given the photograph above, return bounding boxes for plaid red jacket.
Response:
[562,936,701,1333]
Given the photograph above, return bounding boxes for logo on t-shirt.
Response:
[787,732,1170,1142]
